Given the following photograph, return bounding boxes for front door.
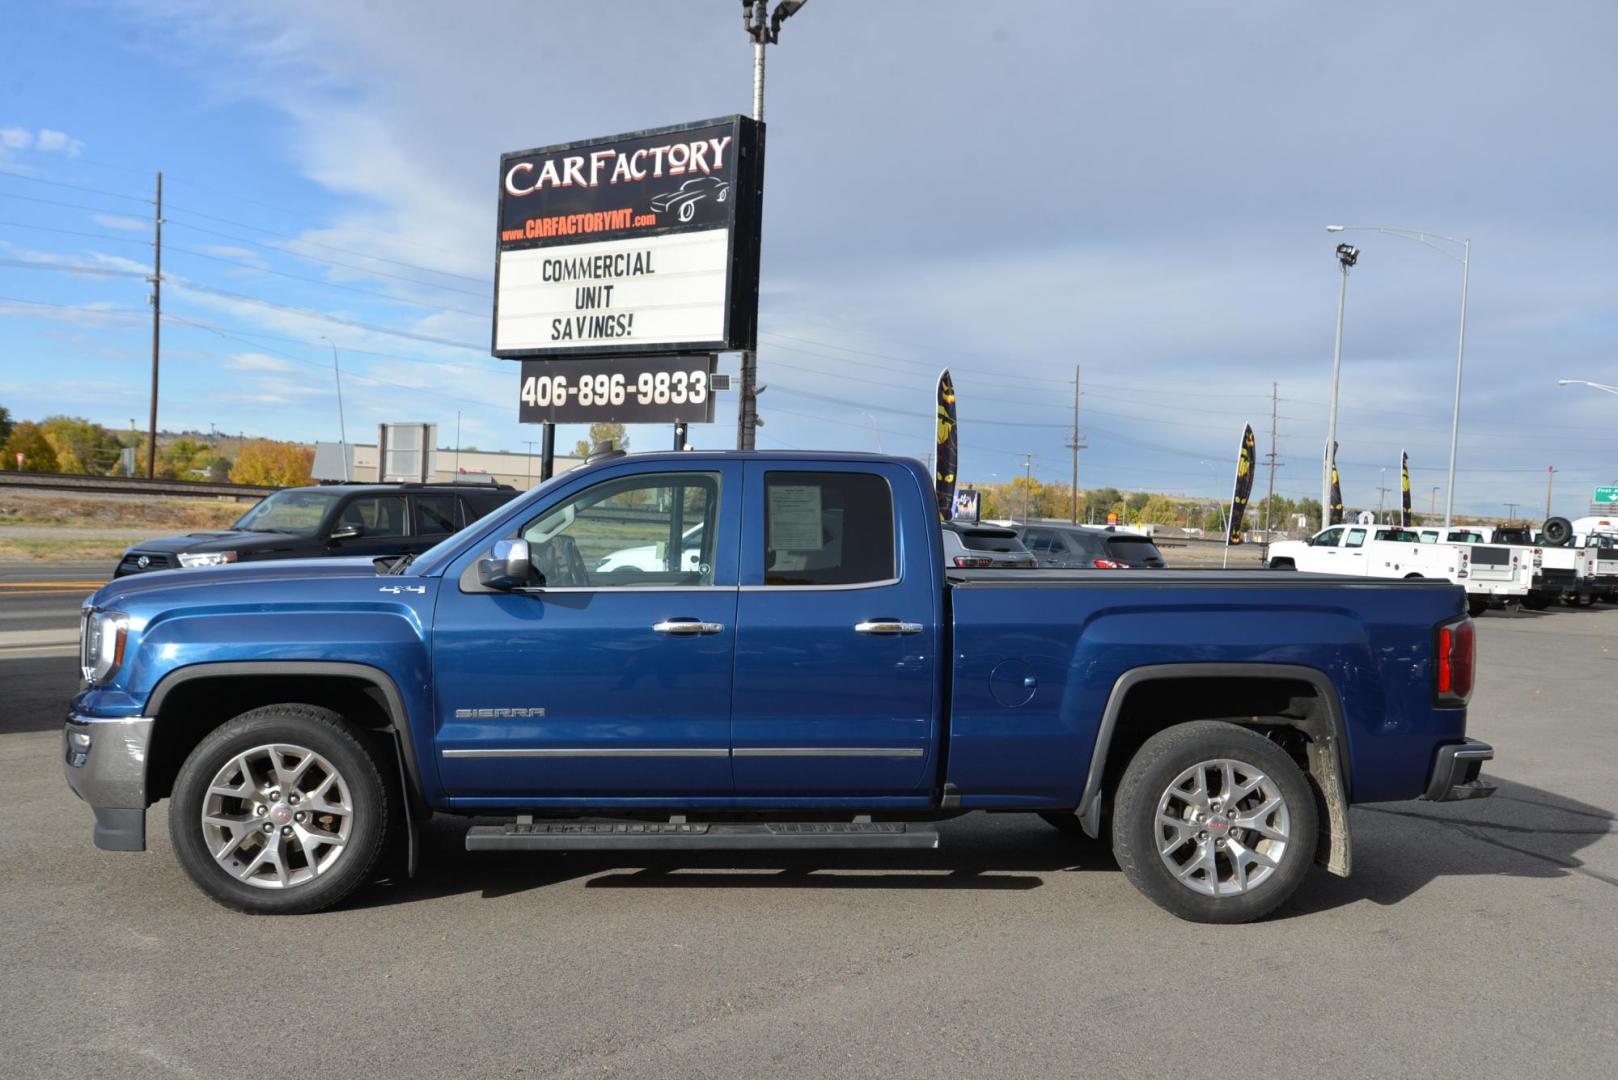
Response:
[730,463,939,796]
[432,464,740,801]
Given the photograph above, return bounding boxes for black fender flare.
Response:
[1074,662,1353,876]
[146,660,425,875]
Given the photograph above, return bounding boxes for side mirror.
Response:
[330,524,362,541]
[478,538,534,589]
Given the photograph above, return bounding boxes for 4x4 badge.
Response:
[378,585,427,594]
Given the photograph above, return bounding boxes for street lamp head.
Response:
[1557,379,1577,386]
[1325,225,1345,233]
[1335,243,1359,269]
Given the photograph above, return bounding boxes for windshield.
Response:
[232,489,341,536]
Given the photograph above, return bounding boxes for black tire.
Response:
[1522,594,1551,611]
[169,704,393,915]
[1543,517,1573,547]
[1268,559,1295,570]
[1467,597,1490,618]
[1112,721,1317,924]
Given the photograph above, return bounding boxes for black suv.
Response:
[113,482,519,577]
[1015,524,1167,569]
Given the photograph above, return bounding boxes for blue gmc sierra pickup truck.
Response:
[65,451,1494,922]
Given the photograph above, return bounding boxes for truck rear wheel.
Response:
[1467,597,1490,617]
[168,705,393,915]
[1111,721,1317,924]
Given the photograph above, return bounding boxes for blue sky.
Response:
[2,1,1615,517]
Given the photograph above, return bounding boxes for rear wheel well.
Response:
[1096,675,1350,875]
[146,675,398,803]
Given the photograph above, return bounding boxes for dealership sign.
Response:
[493,116,764,359]
[517,354,716,425]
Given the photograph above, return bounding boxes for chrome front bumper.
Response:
[63,713,153,851]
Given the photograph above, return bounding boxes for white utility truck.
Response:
[1268,524,1524,616]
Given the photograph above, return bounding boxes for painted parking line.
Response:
[0,582,108,589]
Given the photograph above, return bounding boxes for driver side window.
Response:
[519,472,720,589]
[1314,527,1345,547]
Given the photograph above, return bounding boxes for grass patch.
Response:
[0,491,256,531]
[0,538,133,562]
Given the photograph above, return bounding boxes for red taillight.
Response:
[1436,617,1475,704]
[1093,558,1125,569]
[954,556,993,568]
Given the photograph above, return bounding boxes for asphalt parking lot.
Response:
[2,564,1615,1078]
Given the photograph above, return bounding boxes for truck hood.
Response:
[90,556,391,610]
[121,529,311,558]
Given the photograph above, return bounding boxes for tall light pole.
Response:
[736,1,809,450]
[858,410,882,451]
[1322,241,1357,520]
[1328,225,1470,527]
[1557,378,1618,397]
[1021,452,1033,523]
[319,336,351,481]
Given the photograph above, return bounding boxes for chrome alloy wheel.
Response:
[1154,757,1291,897]
[200,743,354,889]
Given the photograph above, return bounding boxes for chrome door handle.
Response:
[653,619,725,635]
[854,620,924,635]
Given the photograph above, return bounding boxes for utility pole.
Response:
[1505,502,1518,522]
[1545,465,1556,521]
[736,1,807,450]
[1377,467,1391,523]
[1430,485,1440,519]
[1263,381,1282,535]
[145,171,162,479]
[1067,365,1086,523]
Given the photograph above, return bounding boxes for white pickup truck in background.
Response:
[1414,525,1546,610]
[1268,524,1524,616]
[1569,516,1618,604]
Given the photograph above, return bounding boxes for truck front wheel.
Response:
[168,705,393,915]
[1111,721,1317,924]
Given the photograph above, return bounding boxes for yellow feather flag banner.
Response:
[1401,451,1412,527]
[935,369,958,521]
[1227,424,1257,547]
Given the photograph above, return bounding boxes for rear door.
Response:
[731,463,939,796]
[1342,527,1371,573]
[331,493,413,559]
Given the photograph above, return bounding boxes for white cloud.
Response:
[0,126,85,156]
[92,213,150,232]
[226,352,295,372]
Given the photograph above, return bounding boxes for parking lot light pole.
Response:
[1321,238,1357,518]
[318,336,350,482]
[1558,378,1618,397]
[1328,225,1470,527]
[737,1,809,450]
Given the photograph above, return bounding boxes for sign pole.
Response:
[540,422,555,482]
[674,422,688,451]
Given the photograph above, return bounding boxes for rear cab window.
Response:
[762,471,894,586]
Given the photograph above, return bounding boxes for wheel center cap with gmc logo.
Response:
[270,804,294,825]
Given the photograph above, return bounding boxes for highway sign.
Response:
[1595,487,1618,504]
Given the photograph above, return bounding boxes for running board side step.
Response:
[465,821,941,852]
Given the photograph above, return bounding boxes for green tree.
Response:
[2,421,60,472]
[0,404,13,445]
[1137,495,1182,526]
[158,437,211,480]
[572,423,629,458]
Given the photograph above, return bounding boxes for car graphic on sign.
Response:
[650,176,730,222]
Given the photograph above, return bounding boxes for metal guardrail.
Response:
[0,470,273,500]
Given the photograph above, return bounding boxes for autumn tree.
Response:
[572,423,629,457]
[1,421,60,472]
[230,440,314,487]
[40,415,123,475]
[0,404,13,445]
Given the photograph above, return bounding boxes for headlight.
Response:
[177,551,238,568]
[80,609,131,684]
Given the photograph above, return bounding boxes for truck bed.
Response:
[946,568,1458,589]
